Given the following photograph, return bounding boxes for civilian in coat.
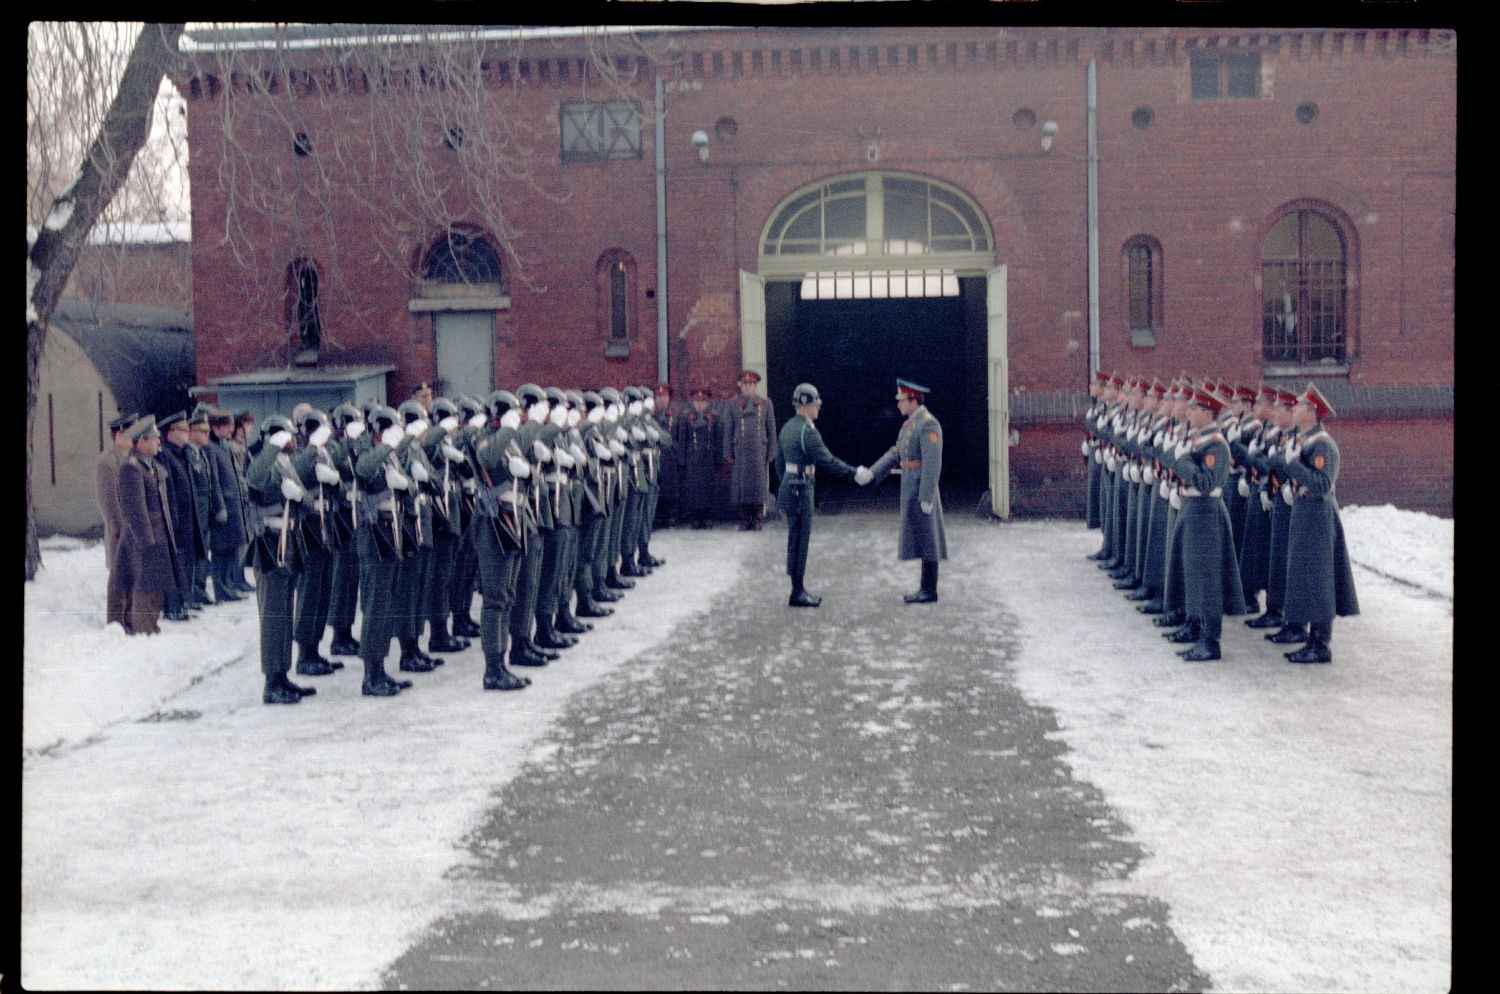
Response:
[96,411,138,628]
[869,379,948,604]
[724,369,776,530]
[117,416,187,635]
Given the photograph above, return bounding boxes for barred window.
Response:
[287,258,322,350]
[560,101,644,162]
[1123,237,1163,333]
[1261,209,1348,364]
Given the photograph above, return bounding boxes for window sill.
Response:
[605,341,631,359]
[1129,327,1158,348]
[1261,361,1350,378]
[408,295,511,313]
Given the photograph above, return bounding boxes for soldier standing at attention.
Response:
[1277,384,1361,664]
[352,406,416,697]
[776,383,868,607]
[289,408,343,677]
[1161,388,1248,661]
[184,411,218,611]
[471,390,532,690]
[1259,389,1304,642]
[205,411,250,603]
[653,383,683,529]
[576,390,618,619]
[681,388,724,529]
[725,369,776,530]
[96,411,138,628]
[326,403,367,658]
[117,415,187,635]
[243,415,316,703]
[869,379,947,604]
[154,412,198,622]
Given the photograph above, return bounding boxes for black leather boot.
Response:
[483,655,529,690]
[510,640,550,668]
[1153,610,1186,628]
[362,660,402,696]
[398,640,438,673]
[605,570,635,590]
[1178,639,1222,662]
[427,620,468,654]
[329,631,361,657]
[452,615,482,638]
[1125,587,1154,601]
[903,561,939,604]
[263,678,302,704]
[1136,599,1165,614]
[1166,621,1201,644]
[280,673,316,697]
[1266,624,1310,645]
[789,572,821,607]
[1246,610,1286,630]
[295,651,338,677]
[578,596,615,618]
[535,617,577,650]
[556,610,591,635]
[1286,640,1333,664]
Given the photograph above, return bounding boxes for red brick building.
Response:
[178,25,1455,516]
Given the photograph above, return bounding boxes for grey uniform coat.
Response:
[1280,428,1360,625]
[1163,426,1248,623]
[206,436,249,552]
[96,447,129,570]
[725,394,776,507]
[870,405,948,562]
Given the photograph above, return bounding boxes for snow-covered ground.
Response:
[21,505,1451,991]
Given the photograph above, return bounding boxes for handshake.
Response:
[854,466,873,486]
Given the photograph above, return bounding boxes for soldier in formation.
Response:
[1083,375,1359,665]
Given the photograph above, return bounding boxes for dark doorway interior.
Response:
[765,277,990,513]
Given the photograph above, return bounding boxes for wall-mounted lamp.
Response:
[1040,119,1058,153]
[691,130,710,163]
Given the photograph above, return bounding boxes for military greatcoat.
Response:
[1279,427,1360,625]
[1163,425,1248,624]
[117,452,187,596]
[679,408,724,513]
[725,393,776,507]
[870,404,948,562]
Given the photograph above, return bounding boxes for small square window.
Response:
[560,101,644,162]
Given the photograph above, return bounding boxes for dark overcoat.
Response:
[206,436,249,552]
[117,453,187,596]
[679,408,724,512]
[157,441,200,558]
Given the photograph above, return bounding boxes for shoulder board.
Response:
[1302,430,1330,446]
[1193,431,1227,449]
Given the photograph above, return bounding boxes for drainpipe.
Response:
[655,73,669,385]
[1086,58,1101,386]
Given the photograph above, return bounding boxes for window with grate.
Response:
[1261,209,1348,364]
[597,250,636,356]
[1189,50,1261,100]
[560,101,644,162]
[422,232,503,287]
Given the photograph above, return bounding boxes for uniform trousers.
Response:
[254,567,297,678]
[578,511,607,601]
[357,551,400,670]
[510,528,545,643]
[425,529,460,635]
[328,545,360,637]
[535,525,568,624]
[450,532,480,621]
[473,520,521,666]
[294,544,333,655]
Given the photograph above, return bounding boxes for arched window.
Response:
[596,250,636,358]
[759,172,992,296]
[422,231,503,287]
[1122,236,1163,345]
[286,258,322,353]
[1261,208,1348,364]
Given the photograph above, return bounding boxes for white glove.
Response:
[1159,480,1170,500]
[1174,442,1191,460]
[1260,490,1273,512]
[267,430,293,451]
[468,413,487,430]
[439,416,460,433]
[344,421,365,440]
[442,442,466,464]
[410,459,430,483]
[1124,463,1136,484]
[646,424,661,442]
[508,455,531,478]
[1248,439,1260,455]
[462,478,478,495]
[404,420,426,438]
[533,440,552,463]
[570,444,588,467]
[1153,431,1166,447]
[380,427,403,448]
[1169,489,1181,510]
[1142,465,1155,485]
[1227,424,1241,443]
[609,439,626,457]
[593,440,612,460]
[554,446,576,469]
[1286,444,1302,464]
[315,463,340,485]
[1283,485,1295,506]
[1081,440,1090,457]
[854,466,873,486]
[614,427,628,442]
[1093,449,1102,464]
[384,466,409,491]
[309,424,332,447]
[630,425,647,442]
[280,476,307,501]
[500,410,521,430]
[1237,476,1250,498]
[920,500,934,515]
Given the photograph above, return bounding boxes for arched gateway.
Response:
[740,172,1010,517]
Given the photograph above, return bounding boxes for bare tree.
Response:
[182,25,665,366]
[26,22,186,580]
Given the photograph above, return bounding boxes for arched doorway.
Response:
[742,172,1010,516]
